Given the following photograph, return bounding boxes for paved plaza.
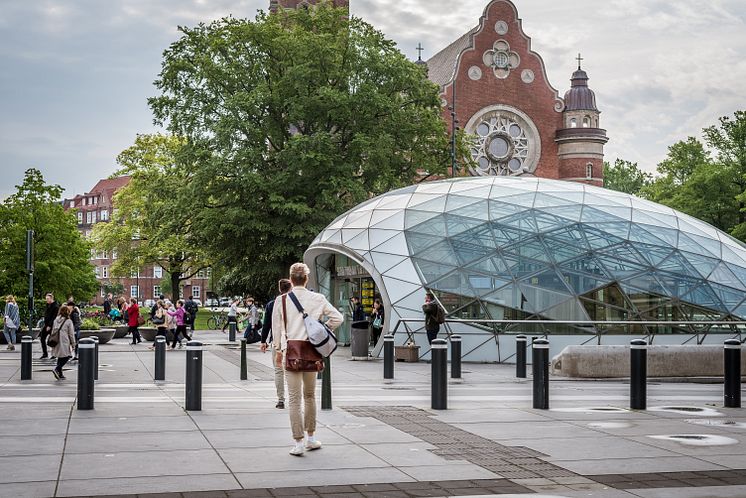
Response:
[0,330,745,498]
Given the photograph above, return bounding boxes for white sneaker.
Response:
[177,342,183,349]
[289,443,305,456]
[305,439,322,451]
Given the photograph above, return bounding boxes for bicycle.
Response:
[206,309,227,330]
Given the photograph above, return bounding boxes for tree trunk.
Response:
[171,271,181,302]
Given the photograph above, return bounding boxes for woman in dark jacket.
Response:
[369,298,384,347]
[127,297,142,344]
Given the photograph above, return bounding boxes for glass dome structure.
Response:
[305,176,746,358]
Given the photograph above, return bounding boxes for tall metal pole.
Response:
[450,81,457,177]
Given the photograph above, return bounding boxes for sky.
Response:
[1,0,745,199]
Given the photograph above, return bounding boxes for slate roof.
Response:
[426,27,478,88]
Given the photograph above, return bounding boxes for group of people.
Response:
[150,299,193,349]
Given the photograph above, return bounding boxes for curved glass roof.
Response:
[308,176,746,330]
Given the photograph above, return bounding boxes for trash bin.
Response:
[350,320,370,360]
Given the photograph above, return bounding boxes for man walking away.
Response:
[40,293,60,359]
[260,279,292,409]
[185,295,199,332]
[422,292,445,345]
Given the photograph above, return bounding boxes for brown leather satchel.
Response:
[285,340,324,372]
[282,294,324,372]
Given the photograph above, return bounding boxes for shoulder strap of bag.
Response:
[53,318,68,335]
[282,295,288,340]
[287,292,308,318]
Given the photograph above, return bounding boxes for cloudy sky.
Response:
[1,0,744,198]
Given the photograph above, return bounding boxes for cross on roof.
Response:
[576,53,584,70]
[416,43,424,61]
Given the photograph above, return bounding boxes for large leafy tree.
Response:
[603,159,651,195]
[0,169,98,322]
[148,3,450,296]
[91,134,210,301]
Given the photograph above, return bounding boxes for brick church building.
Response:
[270,0,608,186]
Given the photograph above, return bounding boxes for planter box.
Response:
[140,328,174,342]
[79,329,115,345]
[0,328,40,345]
[395,345,420,362]
[113,325,130,339]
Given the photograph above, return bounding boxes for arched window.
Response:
[570,118,577,128]
[586,163,593,179]
[582,116,591,128]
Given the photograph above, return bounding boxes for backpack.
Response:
[435,304,446,324]
[286,292,338,357]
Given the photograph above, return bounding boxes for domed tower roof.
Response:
[563,56,598,111]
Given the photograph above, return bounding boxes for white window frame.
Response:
[192,286,201,298]
[586,163,594,179]
[130,285,139,298]
[153,266,163,279]
[77,212,83,224]
[100,209,108,221]
[95,266,101,278]
[153,285,161,298]
[102,266,108,278]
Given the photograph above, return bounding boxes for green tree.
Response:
[91,134,210,302]
[705,111,746,231]
[148,3,451,296]
[603,159,652,195]
[0,169,98,322]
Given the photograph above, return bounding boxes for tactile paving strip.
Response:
[343,405,576,479]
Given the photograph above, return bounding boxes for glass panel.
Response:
[559,255,608,276]
[628,224,677,247]
[657,251,704,279]
[534,212,573,232]
[407,215,447,236]
[636,244,674,266]
[428,270,472,296]
[450,200,490,220]
[405,232,442,254]
[341,228,365,243]
[416,240,461,266]
[405,209,441,229]
[378,232,409,255]
[582,226,625,250]
[502,253,548,279]
[482,283,525,310]
[708,262,742,289]
[446,194,483,212]
[518,268,573,294]
[654,271,702,298]
[450,239,494,265]
[488,199,524,220]
[490,223,531,245]
[517,283,574,314]
[503,237,552,263]
[346,231,370,251]
[444,214,485,236]
[452,224,495,248]
[383,259,421,284]
[560,269,609,295]
[598,243,647,266]
[582,204,631,222]
[585,221,630,239]
[548,204,583,222]
[678,233,720,258]
[407,193,444,209]
[582,283,634,312]
[680,283,726,313]
[709,282,746,311]
[368,228,400,249]
[370,209,405,230]
[343,211,373,229]
[618,276,669,299]
[540,298,590,321]
[542,237,587,263]
[499,212,539,233]
[725,263,746,286]
[412,258,457,284]
[596,254,647,279]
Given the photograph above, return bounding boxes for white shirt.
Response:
[272,286,343,352]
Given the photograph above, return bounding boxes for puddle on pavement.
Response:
[587,421,633,429]
[551,406,629,414]
[648,434,738,446]
[649,406,723,417]
[685,418,746,429]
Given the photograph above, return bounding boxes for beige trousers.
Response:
[285,370,317,440]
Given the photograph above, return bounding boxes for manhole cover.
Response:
[685,419,746,429]
[649,434,738,446]
[650,406,723,417]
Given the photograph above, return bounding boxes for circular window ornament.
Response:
[495,20,509,35]
[468,65,483,81]
[521,69,535,84]
[465,105,541,177]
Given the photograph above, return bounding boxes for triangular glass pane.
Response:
[534,212,573,233]
[446,194,482,212]
[392,288,426,311]
[404,209,441,230]
[503,253,548,279]
[415,181,452,194]
[376,193,411,210]
[598,243,647,266]
[451,185,492,199]
[542,237,588,264]
[346,230,370,251]
[499,212,540,233]
[378,232,408,255]
[633,209,679,229]
[618,274,669,298]
[627,224,671,246]
[709,282,746,311]
[505,238,552,263]
[596,254,648,280]
[518,268,573,294]
[320,229,342,244]
[677,216,718,239]
[407,215,447,237]
[725,263,746,287]
[540,298,590,321]
[678,250,720,278]
[680,283,727,313]
[444,213,486,237]
[368,229,399,250]
[450,200,490,221]
[657,251,704,278]
[586,221,630,240]
[584,191,631,207]
[559,255,609,277]
[412,258,457,284]
[517,283,574,314]
[355,197,383,212]
[450,239,494,265]
[635,244,674,266]
[544,225,588,249]
[482,284,524,309]
[678,232,720,258]
[408,195,447,213]
[490,223,530,245]
[466,255,514,280]
[583,226,625,250]
[550,204,583,222]
[370,210,405,230]
[414,239,460,266]
[370,252,408,274]
[382,277,423,304]
[383,259,421,284]
[428,270,473,296]
[452,225,495,248]
[341,228,366,244]
[653,271,702,298]
[494,192,536,208]
[327,214,348,230]
[636,223,679,247]
[488,200,524,221]
[721,244,746,268]
[582,205,631,223]
[343,211,373,229]
[708,262,742,289]
[728,299,746,319]
[559,269,610,295]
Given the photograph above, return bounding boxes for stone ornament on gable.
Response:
[495,20,508,35]
[482,40,520,79]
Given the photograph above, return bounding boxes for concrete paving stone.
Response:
[0,434,66,456]
[262,486,313,496]
[235,467,412,489]
[203,428,348,449]
[64,429,212,454]
[190,414,288,431]
[308,484,357,493]
[399,464,499,481]
[0,417,70,436]
[327,423,421,444]
[0,454,61,484]
[56,474,241,497]
[503,435,678,461]
[351,483,399,492]
[452,421,598,442]
[225,489,273,497]
[0,479,57,498]
[182,492,235,498]
[361,442,454,467]
[628,484,746,497]
[627,433,746,457]
[67,415,196,434]
[361,491,409,498]
[223,443,388,473]
[693,454,746,468]
[556,456,726,476]
[404,488,450,496]
[60,449,229,480]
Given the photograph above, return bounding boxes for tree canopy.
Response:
[0,169,98,320]
[91,134,210,301]
[603,159,651,195]
[148,3,451,297]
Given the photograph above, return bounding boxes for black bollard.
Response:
[383,334,394,382]
[450,335,462,380]
[228,322,236,342]
[154,336,166,381]
[92,336,99,381]
[516,335,527,378]
[532,339,549,409]
[21,336,33,380]
[77,338,95,410]
[724,339,741,408]
[630,339,647,410]
[185,341,203,411]
[240,338,248,381]
[322,356,332,410]
[431,338,447,410]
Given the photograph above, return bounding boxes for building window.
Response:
[586,163,593,179]
[130,269,139,278]
[192,286,201,298]
[583,116,591,128]
[570,118,577,128]
[153,266,163,279]
[153,285,161,298]
[95,266,101,278]
[90,249,96,260]
[102,266,109,278]
[206,267,212,278]
[112,250,117,260]
[130,285,139,298]
[197,269,205,278]
[100,209,108,221]
[77,212,83,224]
[102,250,108,259]
[86,211,93,224]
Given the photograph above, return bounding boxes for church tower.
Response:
[269,0,349,13]
[556,57,608,186]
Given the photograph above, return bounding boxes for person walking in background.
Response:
[260,279,292,409]
[223,297,239,333]
[185,295,199,332]
[40,293,60,359]
[67,298,82,362]
[273,263,343,456]
[422,292,445,345]
[167,300,191,349]
[103,293,112,318]
[166,301,177,344]
[350,296,365,322]
[148,300,167,350]
[51,305,76,380]
[369,298,384,347]
[3,295,20,351]
[127,297,142,344]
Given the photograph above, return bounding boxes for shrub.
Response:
[80,318,100,330]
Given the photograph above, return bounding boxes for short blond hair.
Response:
[289,263,310,286]
[5,295,15,303]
